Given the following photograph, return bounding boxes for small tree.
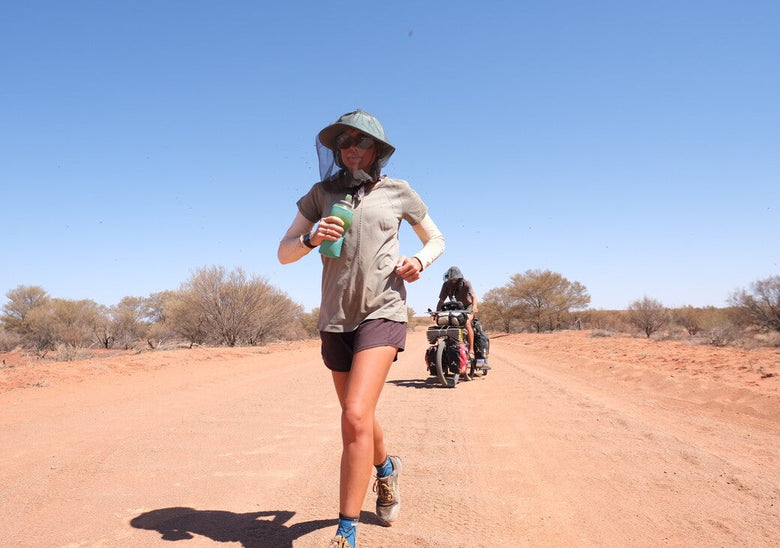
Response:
[481,286,516,332]
[165,291,208,346]
[111,297,151,349]
[729,275,780,332]
[674,305,702,336]
[49,298,103,348]
[174,266,302,347]
[142,292,179,348]
[1,285,50,336]
[23,305,59,353]
[92,303,114,349]
[246,285,304,344]
[177,266,255,346]
[627,296,669,338]
[507,270,590,332]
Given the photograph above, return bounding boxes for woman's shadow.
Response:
[130,507,382,547]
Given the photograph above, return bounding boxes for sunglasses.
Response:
[336,133,375,150]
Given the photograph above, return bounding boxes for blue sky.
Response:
[2,1,778,317]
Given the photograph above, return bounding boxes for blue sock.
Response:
[336,514,358,547]
[375,456,394,478]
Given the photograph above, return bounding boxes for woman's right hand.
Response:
[312,216,344,246]
[395,256,422,282]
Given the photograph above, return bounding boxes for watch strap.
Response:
[302,233,317,249]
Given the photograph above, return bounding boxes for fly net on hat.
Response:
[316,109,396,184]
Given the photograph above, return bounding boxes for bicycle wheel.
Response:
[434,340,448,388]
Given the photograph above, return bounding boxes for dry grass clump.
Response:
[51,344,89,362]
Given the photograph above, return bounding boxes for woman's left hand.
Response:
[395,256,422,282]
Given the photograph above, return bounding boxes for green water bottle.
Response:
[320,194,354,258]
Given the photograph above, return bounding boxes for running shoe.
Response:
[373,455,402,525]
[329,535,351,548]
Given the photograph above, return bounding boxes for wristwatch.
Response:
[302,233,317,249]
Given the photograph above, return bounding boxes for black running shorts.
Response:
[320,318,407,372]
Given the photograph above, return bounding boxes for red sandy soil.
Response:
[1,330,778,547]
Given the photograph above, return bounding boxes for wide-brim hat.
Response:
[317,109,396,166]
[444,266,464,281]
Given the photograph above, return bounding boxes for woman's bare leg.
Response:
[331,345,396,517]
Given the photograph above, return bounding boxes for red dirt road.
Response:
[1,330,778,547]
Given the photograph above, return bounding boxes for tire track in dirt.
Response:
[476,335,780,547]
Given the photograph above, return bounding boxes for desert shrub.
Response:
[757,331,780,347]
[51,343,88,362]
[50,299,104,348]
[655,325,689,341]
[0,269,352,350]
[729,275,780,332]
[627,296,670,338]
[92,311,114,349]
[111,296,152,349]
[175,266,260,346]
[246,285,305,344]
[6,297,109,357]
[169,266,305,347]
[165,291,208,346]
[728,328,780,350]
[673,305,704,336]
[297,308,320,339]
[150,339,183,351]
[1,285,51,335]
[582,309,628,332]
[557,310,588,330]
[699,307,733,331]
[0,326,21,351]
[137,291,180,348]
[144,319,180,349]
[588,329,614,338]
[706,325,744,347]
[22,305,58,354]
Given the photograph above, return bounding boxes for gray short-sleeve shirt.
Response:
[297,176,428,332]
[439,279,476,310]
